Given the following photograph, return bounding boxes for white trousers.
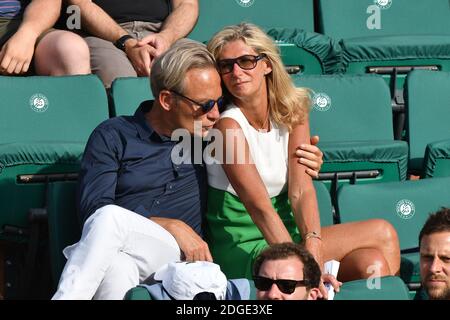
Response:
[52,204,181,300]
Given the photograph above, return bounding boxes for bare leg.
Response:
[337,248,390,282]
[321,219,401,280]
[34,30,90,75]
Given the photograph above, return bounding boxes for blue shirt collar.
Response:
[134,100,172,143]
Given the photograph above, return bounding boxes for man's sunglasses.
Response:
[171,90,225,113]
[253,275,309,295]
[217,54,266,75]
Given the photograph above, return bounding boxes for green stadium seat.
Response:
[318,0,450,78]
[189,0,340,75]
[334,276,410,300]
[405,70,450,177]
[110,77,154,116]
[47,181,81,289]
[0,75,108,296]
[124,286,152,300]
[293,74,408,195]
[314,181,334,226]
[317,0,450,138]
[337,177,450,285]
[0,75,107,233]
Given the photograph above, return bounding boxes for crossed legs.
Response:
[53,205,181,300]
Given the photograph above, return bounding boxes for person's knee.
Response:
[339,248,391,281]
[369,219,400,247]
[35,30,91,75]
[84,205,129,234]
[363,249,391,277]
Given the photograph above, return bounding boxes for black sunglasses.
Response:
[171,90,225,113]
[217,54,266,75]
[253,275,309,294]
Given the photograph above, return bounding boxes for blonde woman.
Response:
[205,23,401,298]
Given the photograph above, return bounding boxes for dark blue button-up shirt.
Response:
[77,101,207,235]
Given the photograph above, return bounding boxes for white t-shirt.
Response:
[205,104,289,198]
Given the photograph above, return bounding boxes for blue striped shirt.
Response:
[0,0,25,18]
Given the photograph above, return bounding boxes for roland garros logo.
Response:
[236,0,255,8]
[396,199,415,220]
[312,93,331,112]
[29,94,49,113]
[374,0,392,10]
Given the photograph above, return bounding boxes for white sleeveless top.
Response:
[205,104,289,197]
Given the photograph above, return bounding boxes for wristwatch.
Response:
[114,35,134,51]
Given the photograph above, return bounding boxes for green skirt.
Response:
[205,187,301,279]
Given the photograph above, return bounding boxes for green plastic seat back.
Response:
[47,181,81,288]
[0,75,108,230]
[406,70,450,171]
[318,0,450,39]
[334,276,410,300]
[337,177,450,250]
[0,75,108,144]
[124,286,152,300]
[293,74,393,142]
[110,77,154,116]
[423,139,450,178]
[314,181,334,226]
[189,0,314,43]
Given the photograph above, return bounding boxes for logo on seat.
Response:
[236,0,255,8]
[396,199,415,219]
[29,94,49,113]
[374,0,392,10]
[312,93,331,112]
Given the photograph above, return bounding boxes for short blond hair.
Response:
[151,38,217,98]
[207,23,310,130]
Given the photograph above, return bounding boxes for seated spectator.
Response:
[66,0,199,87]
[253,242,333,300]
[129,244,333,301]
[418,207,450,300]
[0,0,90,76]
[52,38,323,300]
[205,23,401,298]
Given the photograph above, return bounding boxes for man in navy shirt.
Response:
[53,39,218,300]
[53,39,323,300]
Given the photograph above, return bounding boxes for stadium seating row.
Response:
[111,71,450,186]
[125,275,411,300]
[1,67,449,298]
[188,0,450,139]
[188,0,450,77]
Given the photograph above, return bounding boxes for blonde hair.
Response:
[151,38,217,98]
[207,23,310,130]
